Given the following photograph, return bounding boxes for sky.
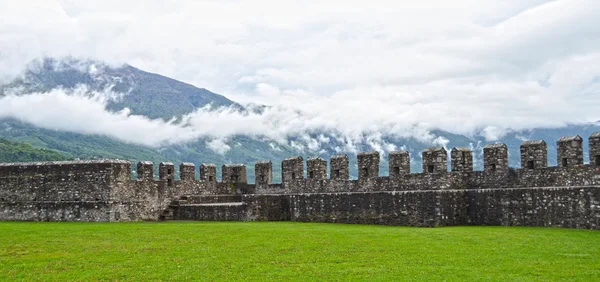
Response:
[1,0,600,152]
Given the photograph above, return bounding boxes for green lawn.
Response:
[0,222,598,281]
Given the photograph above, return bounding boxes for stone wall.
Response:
[172,186,599,229]
[467,186,600,229]
[520,140,547,169]
[2,132,600,228]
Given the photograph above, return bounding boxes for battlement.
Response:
[2,132,600,226]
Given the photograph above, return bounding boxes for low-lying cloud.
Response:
[1,0,600,154]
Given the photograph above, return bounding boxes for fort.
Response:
[1,133,600,230]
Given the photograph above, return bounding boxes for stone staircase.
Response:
[159,195,247,221]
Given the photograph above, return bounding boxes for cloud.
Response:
[1,0,600,153]
[206,138,231,155]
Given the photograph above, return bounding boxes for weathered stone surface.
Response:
[282,156,303,190]
[179,163,195,181]
[2,133,600,229]
[557,136,583,167]
[137,161,153,181]
[357,151,379,180]
[451,147,473,172]
[222,164,247,184]
[307,157,327,180]
[590,132,600,168]
[520,140,547,169]
[483,143,508,174]
[389,151,410,178]
[330,154,349,181]
[422,147,447,173]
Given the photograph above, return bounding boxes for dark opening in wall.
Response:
[527,160,534,169]
[291,172,296,179]
[230,175,236,182]
[362,168,368,177]
[309,171,314,179]
[562,158,568,167]
[490,163,496,171]
[334,169,340,178]
[167,168,172,175]
[260,175,265,182]
[427,165,434,173]
[595,155,600,166]
[393,167,400,175]
[208,176,213,182]
[167,179,173,186]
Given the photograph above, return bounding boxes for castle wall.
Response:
[2,132,600,227]
[520,140,547,169]
[467,186,600,229]
[389,150,410,178]
[422,147,447,173]
[289,190,467,227]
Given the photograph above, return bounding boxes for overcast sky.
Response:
[1,0,600,151]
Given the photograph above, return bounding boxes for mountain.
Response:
[0,138,68,163]
[1,58,238,120]
[1,58,599,181]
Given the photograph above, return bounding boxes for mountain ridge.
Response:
[1,58,599,181]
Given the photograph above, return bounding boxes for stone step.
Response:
[180,195,243,204]
[182,202,244,207]
[175,202,246,221]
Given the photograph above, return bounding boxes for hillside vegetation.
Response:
[0,138,68,163]
[0,222,598,281]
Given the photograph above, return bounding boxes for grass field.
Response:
[0,222,598,281]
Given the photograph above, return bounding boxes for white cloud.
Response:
[1,0,600,153]
[206,138,231,155]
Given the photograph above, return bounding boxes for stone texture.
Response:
[2,133,600,229]
[137,161,153,181]
[422,147,447,173]
[590,132,600,167]
[557,135,583,167]
[159,162,175,187]
[255,160,272,186]
[282,156,303,189]
[389,151,410,178]
[357,151,379,180]
[307,157,327,180]
[330,154,349,181]
[451,147,473,172]
[520,140,547,169]
[200,164,216,182]
[180,163,195,181]
[222,164,247,184]
[483,143,508,174]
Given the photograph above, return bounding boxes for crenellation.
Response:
[2,133,600,229]
[422,147,447,173]
[255,160,272,186]
[222,164,247,184]
[330,154,349,181]
[137,161,153,181]
[520,140,547,169]
[557,135,583,167]
[179,163,195,181]
[389,151,410,178]
[307,157,327,180]
[483,143,508,174]
[357,151,379,180]
[200,164,216,182]
[451,147,473,172]
[159,162,175,187]
[282,156,303,189]
[590,132,600,167]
